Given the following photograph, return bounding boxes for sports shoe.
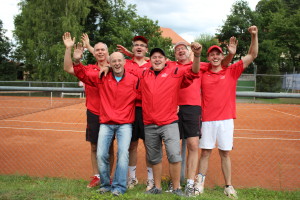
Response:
[165,181,173,192]
[224,185,238,199]
[146,179,155,191]
[144,186,162,194]
[127,177,138,189]
[112,190,122,196]
[185,184,195,197]
[97,187,110,194]
[194,173,205,195]
[172,188,185,196]
[87,176,100,188]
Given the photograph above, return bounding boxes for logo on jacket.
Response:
[220,75,225,79]
[161,73,168,77]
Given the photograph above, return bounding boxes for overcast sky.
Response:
[1,0,260,42]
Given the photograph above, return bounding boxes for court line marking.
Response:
[0,126,84,133]
[235,137,300,141]
[265,107,300,118]
[235,129,300,133]
[1,127,299,141]
[1,119,85,125]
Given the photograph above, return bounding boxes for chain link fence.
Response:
[0,82,299,190]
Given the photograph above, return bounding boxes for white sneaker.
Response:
[146,179,154,191]
[194,174,205,195]
[224,185,238,199]
[127,177,138,189]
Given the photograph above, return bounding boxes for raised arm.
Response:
[81,33,94,54]
[221,36,238,66]
[117,44,134,58]
[63,32,75,75]
[242,26,258,69]
[191,42,202,73]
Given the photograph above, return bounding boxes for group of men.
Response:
[62,25,258,198]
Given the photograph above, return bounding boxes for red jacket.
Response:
[139,64,199,126]
[75,64,100,115]
[74,63,139,124]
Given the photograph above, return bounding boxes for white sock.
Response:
[147,167,153,180]
[187,179,194,186]
[95,174,100,178]
[128,166,136,178]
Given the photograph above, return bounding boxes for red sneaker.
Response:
[87,176,100,188]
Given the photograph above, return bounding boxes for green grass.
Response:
[0,175,299,200]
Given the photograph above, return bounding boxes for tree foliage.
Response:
[194,34,219,62]
[12,0,172,81]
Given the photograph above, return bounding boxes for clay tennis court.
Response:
[0,95,299,190]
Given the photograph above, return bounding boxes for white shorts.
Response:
[199,119,234,151]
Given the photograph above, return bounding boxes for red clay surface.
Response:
[0,96,299,190]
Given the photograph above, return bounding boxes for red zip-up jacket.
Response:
[77,63,101,115]
[74,63,139,124]
[139,64,199,126]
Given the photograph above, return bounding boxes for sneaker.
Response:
[87,176,100,188]
[112,190,122,196]
[224,186,238,199]
[97,187,110,194]
[127,177,138,189]
[165,181,173,192]
[194,174,205,195]
[185,184,195,197]
[172,188,185,197]
[144,186,162,194]
[146,179,154,191]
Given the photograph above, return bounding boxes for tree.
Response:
[14,0,90,81]
[83,0,172,63]
[0,20,17,80]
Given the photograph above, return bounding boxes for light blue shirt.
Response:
[115,76,122,82]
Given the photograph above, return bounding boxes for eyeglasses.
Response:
[133,44,147,48]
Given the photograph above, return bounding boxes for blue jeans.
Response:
[97,124,132,194]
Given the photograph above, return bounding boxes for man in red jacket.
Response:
[73,46,140,196]
[63,32,114,188]
[142,43,202,196]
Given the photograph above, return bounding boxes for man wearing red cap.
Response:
[121,36,154,191]
[194,26,259,199]
[168,38,237,197]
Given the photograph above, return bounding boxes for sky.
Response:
[0,0,260,43]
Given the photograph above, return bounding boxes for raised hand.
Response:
[248,26,258,35]
[191,42,202,56]
[227,36,238,55]
[117,44,134,58]
[73,42,84,62]
[81,33,91,49]
[63,32,75,48]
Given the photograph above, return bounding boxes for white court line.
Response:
[0,126,84,133]
[235,137,300,141]
[266,107,300,118]
[0,106,82,111]
[235,129,300,133]
[1,127,299,141]
[1,119,85,125]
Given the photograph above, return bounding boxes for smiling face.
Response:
[109,52,125,77]
[207,49,224,67]
[150,52,167,71]
[132,40,148,58]
[93,43,109,62]
[175,44,190,63]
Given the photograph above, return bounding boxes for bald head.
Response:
[109,52,125,77]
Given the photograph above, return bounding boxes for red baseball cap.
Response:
[207,45,223,55]
[133,36,148,45]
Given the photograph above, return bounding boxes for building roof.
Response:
[160,27,190,46]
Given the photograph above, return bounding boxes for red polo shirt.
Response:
[201,60,244,122]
